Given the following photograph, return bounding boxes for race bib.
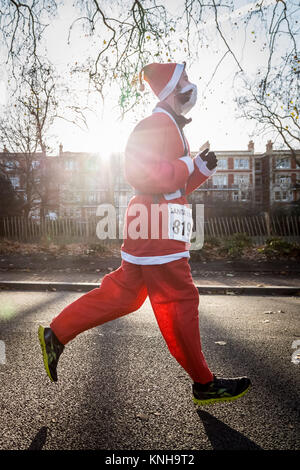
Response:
[168,203,193,243]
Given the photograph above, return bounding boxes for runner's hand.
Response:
[199,148,218,170]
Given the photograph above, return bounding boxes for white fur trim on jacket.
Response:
[121,250,190,265]
[153,106,187,151]
[179,156,194,176]
[163,189,182,200]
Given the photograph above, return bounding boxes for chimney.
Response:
[266,140,273,153]
[59,143,63,156]
[248,140,254,152]
[3,145,8,153]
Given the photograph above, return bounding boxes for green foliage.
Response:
[204,235,221,246]
[258,237,299,258]
[222,232,253,259]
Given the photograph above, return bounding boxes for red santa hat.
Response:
[139,62,185,101]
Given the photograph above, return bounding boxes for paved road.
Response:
[0,291,299,451]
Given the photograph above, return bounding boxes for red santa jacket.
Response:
[121,103,217,265]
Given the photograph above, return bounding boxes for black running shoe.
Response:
[38,326,64,382]
[193,375,251,405]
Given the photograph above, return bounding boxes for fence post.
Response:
[264,211,271,237]
[86,216,89,240]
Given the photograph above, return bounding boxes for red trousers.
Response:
[50,258,213,384]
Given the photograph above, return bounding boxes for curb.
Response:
[0,281,299,296]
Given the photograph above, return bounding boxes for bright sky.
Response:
[0,0,287,156]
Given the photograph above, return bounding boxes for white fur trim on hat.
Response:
[158,63,185,101]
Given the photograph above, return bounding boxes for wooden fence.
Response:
[0,214,299,246]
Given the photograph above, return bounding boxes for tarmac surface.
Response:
[0,291,299,452]
[0,255,299,455]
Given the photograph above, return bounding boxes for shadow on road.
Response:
[197,410,262,450]
[28,426,48,450]
[0,291,68,327]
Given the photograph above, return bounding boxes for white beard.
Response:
[177,83,198,115]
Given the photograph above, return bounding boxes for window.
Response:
[97,191,106,203]
[32,160,40,169]
[234,174,249,186]
[240,190,250,201]
[233,191,239,201]
[89,192,97,203]
[86,207,96,217]
[255,175,262,186]
[275,157,290,169]
[255,160,262,171]
[9,176,20,188]
[255,192,262,202]
[274,190,292,201]
[281,191,292,201]
[63,190,72,201]
[87,158,97,170]
[217,159,228,170]
[6,160,15,169]
[65,159,77,170]
[212,174,228,187]
[213,191,228,201]
[234,158,249,169]
[275,175,291,187]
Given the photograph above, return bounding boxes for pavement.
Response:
[0,258,299,295]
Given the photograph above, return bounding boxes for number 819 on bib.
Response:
[168,204,193,243]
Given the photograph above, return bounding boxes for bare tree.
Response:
[0,59,88,217]
[0,0,58,81]
[0,99,48,218]
[0,167,23,216]
[235,59,300,165]
[234,0,299,164]
[1,1,299,136]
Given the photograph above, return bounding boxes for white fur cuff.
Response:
[195,155,217,177]
[179,155,194,176]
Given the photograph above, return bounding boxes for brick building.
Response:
[258,141,300,209]
[189,140,300,215]
[55,144,110,219]
[190,140,256,207]
[1,141,299,219]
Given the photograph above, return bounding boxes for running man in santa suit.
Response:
[38,62,251,405]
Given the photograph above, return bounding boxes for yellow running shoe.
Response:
[38,326,64,382]
[193,375,251,406]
